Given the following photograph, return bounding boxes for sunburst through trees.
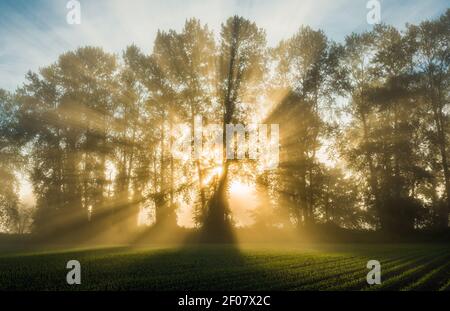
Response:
[0,11,449,243]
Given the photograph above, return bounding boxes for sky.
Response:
[0,0,448,92]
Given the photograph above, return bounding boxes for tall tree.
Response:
[408,10,450,228]
[0,90,21,232]
[269,26,342,226]
[17,47,118,237]
[203,16,266,239]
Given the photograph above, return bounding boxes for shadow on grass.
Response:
[1,243,450,291]
[0,244,266,291]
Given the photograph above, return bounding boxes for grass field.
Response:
[0,244,449,291]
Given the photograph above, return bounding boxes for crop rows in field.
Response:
[0,244,448,291]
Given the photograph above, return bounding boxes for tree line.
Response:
[0,11,448,239]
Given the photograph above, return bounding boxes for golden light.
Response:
[230,180,253,197]
[201,166,223,187]
[229,180,258,227]
[212,166,223,177]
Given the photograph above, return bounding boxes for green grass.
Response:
[0,244,449,291]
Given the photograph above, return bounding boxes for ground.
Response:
[0,243,449,291]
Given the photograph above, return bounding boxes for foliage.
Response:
[1,10,449,238]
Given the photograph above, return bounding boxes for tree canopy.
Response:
[0,11,449,241]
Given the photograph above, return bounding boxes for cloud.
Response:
[0,0,447,91]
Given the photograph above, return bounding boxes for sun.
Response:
[212,166,223,177]
[229,180,258,227]
[229,180,253,197]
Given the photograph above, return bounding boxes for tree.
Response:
[201,16,266,240]
[0,90,21,232]
[17,47,118,237]
[408,10,450,228]
[269,26,343,226]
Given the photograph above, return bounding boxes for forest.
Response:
[0,10,449,244]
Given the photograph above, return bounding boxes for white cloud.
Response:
[0,0,447,91]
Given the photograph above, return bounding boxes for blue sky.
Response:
[0,0,448,91]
